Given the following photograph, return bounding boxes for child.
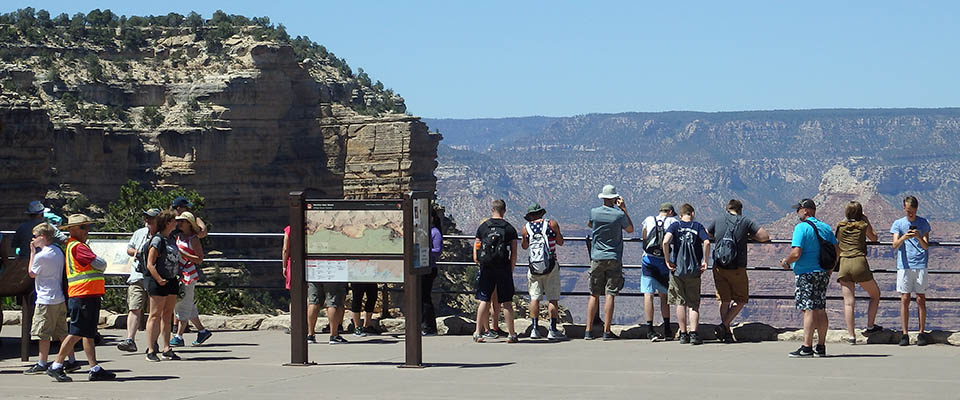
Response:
[661,204,711,345]
[24,223,79,374]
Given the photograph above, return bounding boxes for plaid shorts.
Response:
[794,269,829,310]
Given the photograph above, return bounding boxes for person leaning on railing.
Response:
[834,201,882,344]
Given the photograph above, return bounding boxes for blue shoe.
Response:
[169,336,185,347]
[192,330,213,346]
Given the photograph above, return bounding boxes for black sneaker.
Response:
[917,333,930,347]
[161,349,181,360]
[63,360,82,373]
[789,346,814,358]
[714,325,726,341]
[647,330,663,341]
[24,363,48,375]
[862,325,884,335]
[46,367,72,382]
[306,335,317,344]
[354,327,368,337]
[117,339,138,352]
[88,368,116,381]
[602,331,618,341]
[690,332,703,345]
[584,331,595,340]
[494,328,509,338]
[899,335,910,346]
[679,332,690,344]
[814,344,827,357]
[723,325,735,343]
[145,352,161,362]
[329,335,349,344]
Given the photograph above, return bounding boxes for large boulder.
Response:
[731,322,779,342]
[437,316,473,336]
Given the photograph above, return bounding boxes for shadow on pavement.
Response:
[312,361,515,369]
[823,354,891,358]
[114,375,180,382]
[183,356,251,361]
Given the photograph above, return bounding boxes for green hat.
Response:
[526,202,545,216]
[659,202,675,213]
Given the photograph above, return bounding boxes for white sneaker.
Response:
[530,327,542,339]
[547,329,567,340]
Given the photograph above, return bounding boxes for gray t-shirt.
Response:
[589,206,629,261]
[707,214,761,269]
[148,234,181,280]
[127,227,150,283]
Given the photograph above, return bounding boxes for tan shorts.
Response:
[127,280,148,311]
[713,267,749,304]
[667,274,701,311]
[528,267,561,301]
[31,302,68,341]
[589,259,624,296]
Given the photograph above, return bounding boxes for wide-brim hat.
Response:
[597,184,619,199]
[26,200,44,214]
[525,202,545,216]
[175,211,201,233]
[59,214,97,229]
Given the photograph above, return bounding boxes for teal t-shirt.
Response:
[589,206,628,260]
[790,217,838,275]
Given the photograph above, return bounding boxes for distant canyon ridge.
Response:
[425,109,960,240]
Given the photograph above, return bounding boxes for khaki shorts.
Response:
[31,302,68,341]
[713,267,749,304]
[127,280,148,311]
[667,274,701,311]
[528,267,561,301]
[589,259,624,296]
[175,282,200,321]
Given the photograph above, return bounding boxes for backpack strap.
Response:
[804,220,826,244]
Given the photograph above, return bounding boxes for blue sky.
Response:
[15,1,960,118]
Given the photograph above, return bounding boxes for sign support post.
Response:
[400,193,423,368]
[286,191,310,366]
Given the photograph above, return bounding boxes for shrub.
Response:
[140,106,164,128]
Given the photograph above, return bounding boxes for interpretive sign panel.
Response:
[306,259,404,283]
[88,239,134,275]
[305,201,404,257]
[412,197,431,269]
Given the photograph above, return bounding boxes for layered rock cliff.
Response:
[0,18,440,231]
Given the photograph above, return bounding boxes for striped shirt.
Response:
[177,234,200,285]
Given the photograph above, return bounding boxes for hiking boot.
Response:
[602,331,619,341]
[789,346,814,358]
[678,332,690,344]
[306,335,317,344]
[193,329,213,346]
[88,368,116,381]
[584,331,595,340]
[145,352,161,362]
[814,344,827,357]
[46,367,72,382]
[117,339,138,352]
[862,325,884,335]
[63,360,82,373]
[329,335,349,345]
[169,336,185,347]
[917,333,930,347]
[24,363,48,375]
[484,330,499,340]
[354,327,368,337]
[547,329,567,340]
[161,349,181,360]
[506,334,519,343]
[899,335,910,346]
[529,327,542,339]
[690,332,703,345]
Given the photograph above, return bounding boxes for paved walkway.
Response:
[0,328,957,399]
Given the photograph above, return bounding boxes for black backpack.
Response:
[804,220,838,272]
[644,218,667,257]
[673,222,704,277]
[477,223,510,267]
[136,234,166,275]
[712,216,741,269]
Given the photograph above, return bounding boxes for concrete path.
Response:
[0,328,957,399]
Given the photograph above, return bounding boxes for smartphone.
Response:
[910,225,918,230]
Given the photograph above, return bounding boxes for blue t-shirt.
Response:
[890,216,931,270]
[589,206,628,260]
[790,217,838,275]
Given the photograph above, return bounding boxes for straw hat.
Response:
[176,211,201,233]
[59,214,96,229]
